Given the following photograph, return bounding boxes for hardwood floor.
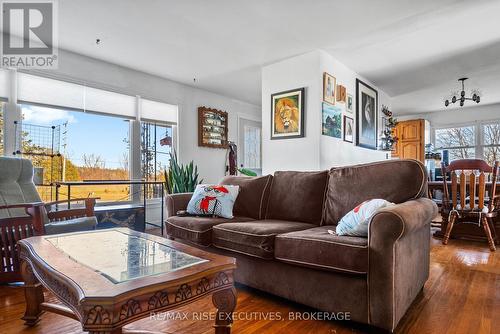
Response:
[1,234,498,334]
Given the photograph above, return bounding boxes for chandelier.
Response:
[444,78,481,107]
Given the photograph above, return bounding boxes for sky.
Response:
[22,104,129,168]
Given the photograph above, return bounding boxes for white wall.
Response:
[319,51,389,169]
[262,50,389,175]
[261,51,322,174]
[34,50,261,183]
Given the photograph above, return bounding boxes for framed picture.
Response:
[356,79,378,149]
[346,94,353,113]
[343,115,354,143]
[321,102,342,139]
[271,87,305,139]
[323,72,336,105]
[336,84,346,103]
[198,106,228,149]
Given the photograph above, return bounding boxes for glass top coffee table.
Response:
[18,228,237,334]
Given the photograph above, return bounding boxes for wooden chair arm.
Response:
[26,205,46,235]
[45,197,98,219]
[83,197,97,216]
[44,197,100,207]
[0,203,46,235]
[0,202,44,210]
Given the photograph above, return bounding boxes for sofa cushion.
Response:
[186,184,240,218]
[336,199,394,237]
[220,175,273,219]
[0,157,42,219]
[323,160,427,226]
[212,220,315,259]
[166,215,254,246]
[265,171,328,225]
[275,226,368,274]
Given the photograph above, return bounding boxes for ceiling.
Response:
[45,1,500,113]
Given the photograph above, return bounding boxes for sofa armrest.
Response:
[165,193,193,217]
[370,197,437,240]
[368,198,437,331]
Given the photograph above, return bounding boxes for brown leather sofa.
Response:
[165,159,437,332]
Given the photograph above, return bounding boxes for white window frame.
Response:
[481,120,500,164]
[243,125,261,169]
[237,114,262,172]
[432,118,500,162]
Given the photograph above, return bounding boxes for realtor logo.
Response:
[1,0,58,68]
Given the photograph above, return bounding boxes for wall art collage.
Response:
[269,72,378,150]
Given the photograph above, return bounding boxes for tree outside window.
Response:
[434,122,500,166]
[483,122,500,166]
[435,126,475,161]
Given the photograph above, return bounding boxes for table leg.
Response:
[21,260,44,326]
[212,287,237,334]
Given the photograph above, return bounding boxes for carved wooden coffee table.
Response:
[18,228,237,334]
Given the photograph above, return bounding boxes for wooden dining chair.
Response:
[441,159,499,251]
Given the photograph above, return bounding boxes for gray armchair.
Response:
[0,157,98,283]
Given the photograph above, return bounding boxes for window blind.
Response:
[16,72,177,123]
[141,98,178,124]
[0,69,10,101]
[84,86,136,118]
[17,72,85,110]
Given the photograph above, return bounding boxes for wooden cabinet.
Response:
[401,121,421,141]
[392,119,425,162]
[401,141,421,160]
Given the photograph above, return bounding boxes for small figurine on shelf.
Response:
[379,105,398,151]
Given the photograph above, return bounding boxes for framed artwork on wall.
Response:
[321,102,342,139]
[336,84,347,103]
[343,115,354,143]
[271,87,305,139]
[323,72,336,105]
[198,106,229,149]
[346,94,353,113]
[356,79,378,150]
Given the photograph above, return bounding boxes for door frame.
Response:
[237,113,262,169]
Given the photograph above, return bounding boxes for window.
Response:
[482,122,500,166]
[0,68,8,101]
[435,125,475,161]
[20,104,131,202]
[139,122,174,203]
[2,72,178,205]
[141,122,173,181]
[433,121,500,164]
[243,125,261,169]
[238,118,262,173]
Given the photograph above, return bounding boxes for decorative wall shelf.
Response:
[198,106,228,149]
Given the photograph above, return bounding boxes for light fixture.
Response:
[444,78,481,107]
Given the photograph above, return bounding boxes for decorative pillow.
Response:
[335,199,394,237]
[187,184,240,219]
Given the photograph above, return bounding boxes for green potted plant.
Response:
[164,151,202,194]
